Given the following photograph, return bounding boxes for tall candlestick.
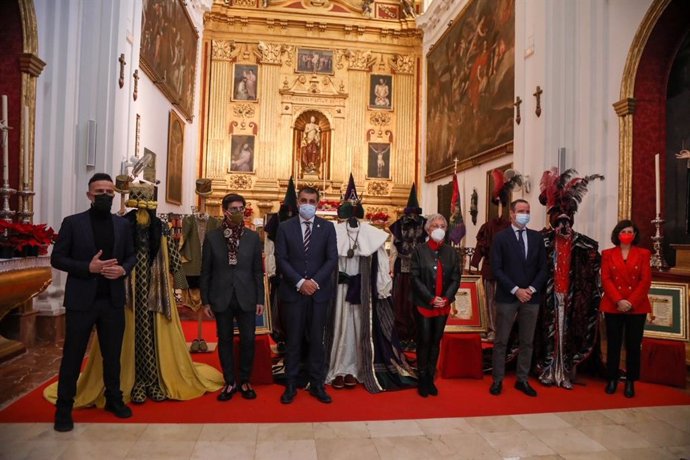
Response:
[23,105,29,183]
[654,153,660,217]
[2,95,8,184]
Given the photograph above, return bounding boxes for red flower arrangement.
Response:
[243,203,254,218]
[366,211,390,223]
[0,221,57,256]
[318,200,340,211]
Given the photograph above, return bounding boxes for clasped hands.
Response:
[299,278,320,296]
[515,288,533,304]
[89,250,125,280]
[431,296,447,308]
[616,299,633,313]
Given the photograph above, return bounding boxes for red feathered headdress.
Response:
[539,168,604,218]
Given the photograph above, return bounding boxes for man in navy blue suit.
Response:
[489,199,547,397]
[275,186,338,404]
[51,173,136,431]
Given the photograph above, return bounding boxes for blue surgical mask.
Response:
[515,213,530,226]
[299,204,316,220]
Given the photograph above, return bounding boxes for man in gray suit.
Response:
[200,193,265,401]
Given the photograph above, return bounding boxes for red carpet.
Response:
[2,320,689,424]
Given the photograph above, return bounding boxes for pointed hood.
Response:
[266,177,298,241]
[338,174,364,219]
[404,183,422,215]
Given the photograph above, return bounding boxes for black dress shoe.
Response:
[624,380,635,398]
[281,384,297,404]
[605,380,618,394]
[54,407,73,432]
[105,400,133,418]
[417,373,428,398]
[309,385,332,404]
[428,378,439,396]
[489,380,502,396]
[514,380,538,397]
[217,384,237,402]
[239,382,257,400]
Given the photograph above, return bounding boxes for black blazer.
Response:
[275,215,338,303]
[411,242,461,309]
[51,210,136,310]
[199,226,265,312]
[490,226,547,304]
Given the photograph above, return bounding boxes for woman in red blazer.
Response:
[600,220,651,398]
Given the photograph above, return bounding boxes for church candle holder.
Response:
[0,182,16,223]
[650,215,670,271]
[16,183,34,224]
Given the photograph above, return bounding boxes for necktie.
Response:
[517,229,526,259]
[304,221,312,252]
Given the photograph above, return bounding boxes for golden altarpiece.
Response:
[200,0,422,219]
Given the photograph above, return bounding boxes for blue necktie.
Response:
[517,229,526,259]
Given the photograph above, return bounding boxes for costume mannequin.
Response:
[326,176,416,392]
[179,179,220,352]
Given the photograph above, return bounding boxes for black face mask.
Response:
[92,194,113,214]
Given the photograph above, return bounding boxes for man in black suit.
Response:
[489,199,547,397]
[200,193,265,401]
[51,173,136,432]
[275,186,338,404]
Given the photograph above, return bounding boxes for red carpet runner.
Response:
[1,320,688,424]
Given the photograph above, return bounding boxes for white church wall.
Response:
[419,0,652,251]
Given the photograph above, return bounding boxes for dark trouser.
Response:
[57,299,125,409]
[415,312,448,376]
[214,293,256,385]
[283,296,328,386]
[605,313,646,381]
[492,301,539,383]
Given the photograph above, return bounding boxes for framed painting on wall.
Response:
[232,64,258,102]
[425,0,515,181]
[366,143,391,179]
[369,75,392,110]
[446,275,487,333]
[166,110,184,205]
[143,149,156,184]
[296,48,334,75]
[140,0,198,121]
[644,281,689,341]
[486,163,511,222]
[228,135,255,173]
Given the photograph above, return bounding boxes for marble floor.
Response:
[0,405,689,459]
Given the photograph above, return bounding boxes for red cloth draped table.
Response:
[439,333,483,379]
[640,338,686,388]
[233,334,272,384]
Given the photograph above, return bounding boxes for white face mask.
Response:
[515,213,530,226]
[430,228,446,243]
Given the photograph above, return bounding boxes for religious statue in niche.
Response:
[302,115,321,174]
[293,111,330,180]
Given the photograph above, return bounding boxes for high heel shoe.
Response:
[624,380,635,398]
[604,380,618,394]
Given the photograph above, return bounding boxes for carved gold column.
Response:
[391,54,416,184]
[346,53,373,183]
[207,40,235,177]
[257,43,287,179]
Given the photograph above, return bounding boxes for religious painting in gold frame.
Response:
[166,110,184,205]
[296,48,334,75]
[366,143,391,180]
[140,0,198,121]
[425,0,515,181]
[228,135,255,173]
[231,64,258,102]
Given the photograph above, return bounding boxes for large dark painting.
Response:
[426,0,514,181]
[140,0,198,121]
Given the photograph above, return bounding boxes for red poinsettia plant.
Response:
[366,211,390,223]
[0,221,57,256]
[318,200,340,211]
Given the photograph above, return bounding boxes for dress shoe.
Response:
[217,384,237,402]
[605,380,618,394]
[514,380,538,397]
[190,339,200,353]
[489,380,502,396]
[54,406,73,432]
[239,382,257,400]
[198,339,209,352]
[417,373,429,398]
[104,400,133,418]
[427,377,439,396]
[309,385,333,404]
[332,375,345,389]
[624,380,635,398]
[344,374,357,388]
[281,384,297,404]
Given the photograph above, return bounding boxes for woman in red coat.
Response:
[600,220,651,398]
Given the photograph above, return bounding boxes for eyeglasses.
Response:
[227,206,245,213]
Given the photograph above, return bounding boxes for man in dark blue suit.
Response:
[51,173,136,431]
[489,199,547,397]
[275,186,338,404]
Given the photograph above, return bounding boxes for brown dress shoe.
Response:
[332,375,345,389]
[344,374,357,388]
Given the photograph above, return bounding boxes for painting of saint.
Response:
[367,143,391,179]
[297,48,334,75]
[166,111,184,205]
[369,75,393,109]
[232,64,258,101]
[229,135,255,173]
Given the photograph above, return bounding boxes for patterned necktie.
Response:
[304,221,312,252]
[517,229,526,259]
